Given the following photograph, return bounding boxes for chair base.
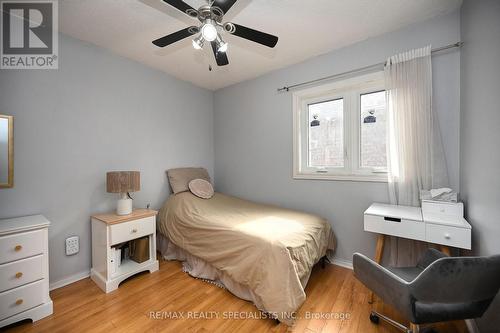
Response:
[369,311,438,333]
[370,311,413,332]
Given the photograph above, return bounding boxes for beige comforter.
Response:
[157,192,335,322]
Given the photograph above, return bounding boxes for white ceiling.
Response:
[59,0,462,90]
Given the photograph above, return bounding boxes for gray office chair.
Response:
[353,249,500,333]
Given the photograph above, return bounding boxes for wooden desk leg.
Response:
[440,245,451,256]
[369,234,385,304]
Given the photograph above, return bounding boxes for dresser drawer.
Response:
[109,217,155,245]
[364,214,426,242]
[0,255,44,293]
[0,230,44,264]
[426,223,471,249]
[0,280,45,321]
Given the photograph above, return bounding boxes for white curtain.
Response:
[385,45,449,207]
[384,46,449,265]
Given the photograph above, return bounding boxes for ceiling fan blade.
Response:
[229,23,278,48]
[212,0,238,14]
[211,41,229,66]
[152,27,197,47]
[162,0,197,16]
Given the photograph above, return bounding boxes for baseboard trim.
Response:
[330,258,353,270]
[49,270,90,291]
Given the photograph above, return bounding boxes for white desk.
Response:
[364,203,471,255]
[364,202,472,303]
[364,203,472,253]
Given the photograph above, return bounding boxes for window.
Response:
[360,90,387,169]
[308,98,344,168]
[293,72,387,181]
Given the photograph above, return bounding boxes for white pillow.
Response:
[188,179,214,199]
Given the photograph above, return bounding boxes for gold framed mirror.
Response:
[0,115,13,188]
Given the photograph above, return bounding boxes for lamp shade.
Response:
[106,171,140,193]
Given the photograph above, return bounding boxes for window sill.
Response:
[293,172,388,183]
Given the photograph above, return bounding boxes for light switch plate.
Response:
[66,236,79,255]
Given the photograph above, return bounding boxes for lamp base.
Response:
[116,193,132,215]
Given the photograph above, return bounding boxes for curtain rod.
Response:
[277,41,463,93]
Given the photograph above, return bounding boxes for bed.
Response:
[157,169,335,325]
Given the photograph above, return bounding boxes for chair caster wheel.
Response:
[369,313,379,324]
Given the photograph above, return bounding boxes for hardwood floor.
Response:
[4,259,467,333]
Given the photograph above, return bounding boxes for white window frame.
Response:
[292,71,388,182]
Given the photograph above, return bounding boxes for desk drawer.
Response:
[0,280,45,321]
[0,255,44,293]
[109,217,155,245]
[426,223,471,249]
[0,230,44,265]
[422,201,463,217]
[364,214,425,241]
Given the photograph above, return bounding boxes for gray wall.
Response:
[213,11,461,263]
[460,1,500,332]
[0,34,214,284]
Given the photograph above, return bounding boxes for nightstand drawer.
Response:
[0,230,44,264]
[426,223,471,249]
[109,217,155,245]
[0,280,45,321]
[0,255,44,292]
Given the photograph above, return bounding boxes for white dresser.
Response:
[0,215,53,328]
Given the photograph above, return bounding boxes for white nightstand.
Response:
[90,209,159,293]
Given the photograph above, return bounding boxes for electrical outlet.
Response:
[66,236,79,256]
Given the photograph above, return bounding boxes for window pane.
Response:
[308,98,344,168]
[360,91,387,168]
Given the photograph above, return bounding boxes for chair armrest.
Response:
[416,248,447,269]
[353,253,413,319]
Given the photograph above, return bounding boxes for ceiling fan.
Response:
[152,0,279,66]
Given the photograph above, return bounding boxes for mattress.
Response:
[157,192,335,324]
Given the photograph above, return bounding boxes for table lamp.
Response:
[106,171,140,215]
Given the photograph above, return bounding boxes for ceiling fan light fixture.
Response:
[192,35,204,50]
[218,41,228,53]
[201,20,218,42]
[216,35,228,53]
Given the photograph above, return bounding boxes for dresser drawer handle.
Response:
[14,245,22,252]
[131,229,138,233]
[15,272,23,279]
[444,233,451,239]
[15,299,23,305]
